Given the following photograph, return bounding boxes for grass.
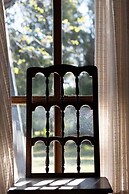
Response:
[32,143,94,173]
[32,156,94,173]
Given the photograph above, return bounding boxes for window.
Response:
[6,0,95,176]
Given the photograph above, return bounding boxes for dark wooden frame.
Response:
[26,65,100,178]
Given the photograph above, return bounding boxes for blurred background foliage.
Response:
[6,0,94,95]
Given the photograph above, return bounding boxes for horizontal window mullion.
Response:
[11,96,93,104]
[11,96,26,104]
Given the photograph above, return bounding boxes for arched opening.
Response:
[63,72,76,95]
[64,140,77,172]
[32,141,46,173]
[64,105,77,136]
[79,71,93,96]
[80,105,93,136]
[32,106,46,137]
[80,140,94,173]
[32,73,46,96]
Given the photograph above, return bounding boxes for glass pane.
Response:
[12,105,26,179]
[62,0,95,66]
[6,0,53,95]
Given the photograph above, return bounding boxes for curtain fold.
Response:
[95,0,129,193]
[0,0,13,193]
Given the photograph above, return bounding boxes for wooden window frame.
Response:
[11,0,62,173]
[11,0,93,173]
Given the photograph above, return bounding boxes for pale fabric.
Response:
[4,0,26,181]
[0,0,13,193]
[95,0,129,193]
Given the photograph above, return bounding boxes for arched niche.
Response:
[63,72,76,95]
[78,71,93,95]
[80,140,94,173]
[32,72,46,96]
[32,106,46,137]
[64,140,77,172]
[80,105,93,136]
[32,141,46,173]
[64,105,77,136]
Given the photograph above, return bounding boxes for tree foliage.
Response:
[6,0,94,95]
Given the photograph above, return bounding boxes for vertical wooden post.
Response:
[53,0,62,173]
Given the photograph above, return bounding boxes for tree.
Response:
[62,0,95,66]
[6,0,94,95]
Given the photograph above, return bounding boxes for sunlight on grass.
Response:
[32,143,94,173]
[32,156,94,173]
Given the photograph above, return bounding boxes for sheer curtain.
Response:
[0,0,13,193]
[96,0,129,193]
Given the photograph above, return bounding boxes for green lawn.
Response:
[32,143,94,173]
[32,156,94,173]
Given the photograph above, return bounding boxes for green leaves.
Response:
[6,0,94,95]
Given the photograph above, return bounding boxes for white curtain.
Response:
[96,0,129,193]
[0,0,13,193]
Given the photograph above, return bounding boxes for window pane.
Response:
[9,0,95,175]
[12,105,26,179]
[6,0,53,95]
[62,0,95,66]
